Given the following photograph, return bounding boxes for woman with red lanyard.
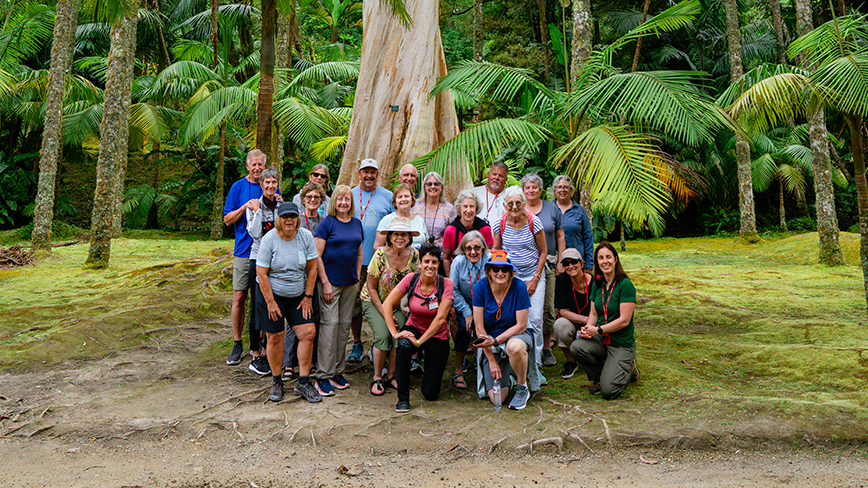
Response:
[552,248,592,380]
[572,241,638,399]
[447,230,490,389]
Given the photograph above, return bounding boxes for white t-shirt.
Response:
[472,186,504,225]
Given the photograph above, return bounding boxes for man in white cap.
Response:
[472,161,508,225]
[348,158,394,362]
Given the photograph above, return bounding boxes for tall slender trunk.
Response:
[210,0,219,68]
[838,0,845,16]
[84,15,139,269]
[210,126,226,239]
[571,0,593,221]
[275,11,294,176]
[724,0,759,242]
[845,114,868,312]
[146,141,160,229]
[31,0,80,254]
[472,0,483,124]
[795,0,843,265]
[779,179,787,232]
[631,0,651,72]
[536,0,549,78]
[769,0,786,63]
[338,0,462,200]
[257,0,276,162]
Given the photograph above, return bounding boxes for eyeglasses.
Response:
[489,265,511,274]
[561,259,580,267]
[310,172,327,179]
[425,181,442,187]
[304,195,322,201]
[466,245,482,253]
[554,185,571,191]
[505,201,523,209]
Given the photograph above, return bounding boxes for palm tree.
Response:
[750,126,815,232]
[727,14,868,312]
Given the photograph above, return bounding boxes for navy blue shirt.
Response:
[224,178,263,258]
[315,215,364,287]
[472,277,531,338]
[561,200,593,267]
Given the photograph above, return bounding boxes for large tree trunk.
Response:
[724,0,759,242]
[571,0,593,219]
[794,0,843,265]
[845,114,868,312]
[31,0,80,254]
[338,0,462,198]
[84,14,138,269]
[210,126,226,239]
[257,0,276,162]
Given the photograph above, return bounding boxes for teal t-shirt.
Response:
[590,277,636,347]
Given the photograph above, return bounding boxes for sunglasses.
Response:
[562,259,580,267]
[505,201,523,209]
[310,172,328,179]
[488,265,511,274]
[304,195,321,201]
[466,245,482,253]
[425,181,442,187]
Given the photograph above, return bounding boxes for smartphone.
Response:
[471,338,486,346]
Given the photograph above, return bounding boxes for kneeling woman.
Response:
[382,243,454,413]
[256,202,322,403]
[472,250,540,410]
[572,241,637,400]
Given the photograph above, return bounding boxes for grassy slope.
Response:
[1,232,866,440]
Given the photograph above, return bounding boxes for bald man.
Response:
[399,164,418,196]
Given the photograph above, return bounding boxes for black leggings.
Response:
[248,261,261,352]
[395,326,450,403]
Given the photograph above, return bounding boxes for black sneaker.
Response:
[630,360,640,383]
[410,357,424,375]
[561,361,577,379]
[294,382,322,403]
[268,382,283,402]
[226,341,244,365]
[395,400,410,413]
[589,377,601,395]
[249,356,271,376]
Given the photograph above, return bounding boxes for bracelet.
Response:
[493,337,499,348]
[415,339,420,347]
[304,293,313,298]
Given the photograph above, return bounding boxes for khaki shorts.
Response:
[233,256,250,291]
[352,265,368,317]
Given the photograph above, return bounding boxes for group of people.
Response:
[222,150,639,411]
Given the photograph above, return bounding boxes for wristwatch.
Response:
[597,326,603,336]
[304,293,314,298]
[493,337,500,348]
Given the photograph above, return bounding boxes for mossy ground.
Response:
[2,231,867,443]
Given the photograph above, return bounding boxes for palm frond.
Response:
[776,164,806,198]
[181,86,257,142]
[81,0,139,24]
[788,14,868,67]
[726,72,813,134]
[717,63,812,108]
[287,60,361,89]
[552,124,671,233]
[751,133,776,155]
[811,52,868,118]
[779,144,813,171]
[407,118,549,184]
[430,60,552,105]
[570,71,729,146]
[272,97,344,149]
[62,101,103,145]
[311,135,347,162]
[378,0,412,29]
[0,3,54,68]
[751,153,777,192]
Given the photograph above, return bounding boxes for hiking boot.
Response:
[294,381,322,403]
[347,342,363,362]
[542,349,557,366]
[268,382,283,402]
[226,341,244,365]
[395,400,410,413]
[508,384,529,410]
[561,361,577,379]
[631,359,640,383]
[248,356,270,376]
[330,374,350,390]
[589,377,601,395]
[410,357,424,375]
[315,378,335,397]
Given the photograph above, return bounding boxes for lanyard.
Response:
[601,279,616,324]
[468,265,482,302]
[303,212,317,232]
[359,188,375,221]
[571,275,589,314]
[485,190,499,216]
[423,203,441,237]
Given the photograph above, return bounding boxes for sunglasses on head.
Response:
[489,265,511,274]
[562,259,580,267]
[310,172,328,179]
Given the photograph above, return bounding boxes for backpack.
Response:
[406,272,445,307]
[499,211,535,237]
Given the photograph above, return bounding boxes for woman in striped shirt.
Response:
[491,186,548,374]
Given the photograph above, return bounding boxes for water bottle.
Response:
[492,383,502,410]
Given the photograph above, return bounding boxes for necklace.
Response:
[423,203,442,237]
[571,274,589,313]
[491,281,510,321]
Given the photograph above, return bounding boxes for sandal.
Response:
[384,376,398,390]
[451,373,467,389]
[281,368,294,382]
[370,379,385,396]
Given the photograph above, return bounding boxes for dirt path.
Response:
[1,321,866,487]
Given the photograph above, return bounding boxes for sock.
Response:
[298,375,311,385]
[234,340,242,348]
[272,375,282,385]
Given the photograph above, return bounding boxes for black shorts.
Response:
[255,291,315,334]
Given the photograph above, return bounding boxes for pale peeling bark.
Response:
[339,0,463,199]
[571,0,593,219]
[724,0,759,242]
[85,15,138,269]
[31,0,80,254]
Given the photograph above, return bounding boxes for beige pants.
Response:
[554,317,579,350]
[316,283,357,380]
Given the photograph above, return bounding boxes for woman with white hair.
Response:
[553,175,593,272]
[492,186,547,375]
[442,189,493,275]
[413,171,455,248]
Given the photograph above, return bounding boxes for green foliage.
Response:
[786,216,817,231]
[15,220,87,240]
[0,152,37,228]
[699,207,740,235]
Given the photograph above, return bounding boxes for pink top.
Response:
[442,224,494,255]
[397,274,454,341]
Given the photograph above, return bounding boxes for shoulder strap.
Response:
[436,275,444,302]
[500,211,534,234]
[408,272,421,297]
[408,273,444,303]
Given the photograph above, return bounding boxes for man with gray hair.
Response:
[399,163,419,197]
[222,149,273,366]
[472,161,508,225]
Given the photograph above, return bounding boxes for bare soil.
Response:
[1,320,866,487]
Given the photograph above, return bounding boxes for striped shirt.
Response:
[491,215,544,277]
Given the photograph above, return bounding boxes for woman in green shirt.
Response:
[572,241,638,400]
